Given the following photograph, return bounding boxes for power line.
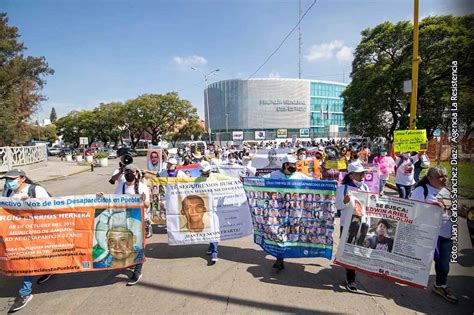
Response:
[247,0,318,79]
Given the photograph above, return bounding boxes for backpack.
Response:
[122,182,140,194]
[6,183,52,198]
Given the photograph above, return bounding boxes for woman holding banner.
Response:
[1,169,53,313]
[410,166,458,304]
[335,161,370,293]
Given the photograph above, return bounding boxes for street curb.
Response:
[37,166,91,183]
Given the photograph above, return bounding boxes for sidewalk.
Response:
[1,157,91,185]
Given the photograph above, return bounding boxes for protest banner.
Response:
[147,177,194,224]
[0,195,145,276]
[217,165,247,178]
[324,159,347,170]
[243,177,337,259]
[255,131,266,140]
[232,131,244,140]
[338,163,380,193]
[394,129,427,152]
[334,191,442,288]
[165,179,253,245]
[252,148,291,176]
[146,148,162,172]
[176,163,201,177]
[300,128,310,138]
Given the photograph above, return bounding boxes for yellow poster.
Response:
[394,129,427,152]
[325,159,347,170]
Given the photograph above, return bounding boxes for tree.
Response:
[342,15,474,139]
[0,13,54,146]
[50,107,57,123]
[128,93,200,146]
[166,118,205,146]
[94,102,126,146]
[56,110,97,147]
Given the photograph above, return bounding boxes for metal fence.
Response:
[0,145,47,172]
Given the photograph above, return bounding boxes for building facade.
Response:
[206,78,347,141]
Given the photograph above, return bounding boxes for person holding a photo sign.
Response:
[335,161,370,293]
[411,166,458,304]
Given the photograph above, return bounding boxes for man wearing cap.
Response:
[335,161,370,293]
[264,156,311,271]
[195,161,232,264]
[2,169,53,313]
[158,158,186,178]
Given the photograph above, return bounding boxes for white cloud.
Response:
[336,46,353,62]
[268,70,280,78]
[305,40,353,63]
[173,55,208,66]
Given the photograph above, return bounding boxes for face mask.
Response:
[5,179,19,191]
[288,166,297,173]
[352,179,363,187]
[125,172,136,182]
[403,153,410,159]
[381,152,387,156]
[201,171,210,177]
[298,155,306,160]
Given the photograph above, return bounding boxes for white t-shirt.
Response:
[3,184,50,198]
[210,157,223,166]
[395,157,415,186]
[114,181,150,205]
[411,184,452,238]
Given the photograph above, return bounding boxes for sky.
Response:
[2,0,472,121]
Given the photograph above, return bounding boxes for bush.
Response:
[94,152,109,159]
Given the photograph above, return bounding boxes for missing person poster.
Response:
[334,191,442,288]
[165,179,253,245]
[0,195,144,276]
[147,177,194,224]
[147,148,162,172]
[252,148,291,176]
[217,165,247,178]
[243,178,337,259]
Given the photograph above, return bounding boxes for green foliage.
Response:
[0,13,54,146]
[166,118,205,146]
[49,107,57,123]
[94,151,109,159]
[343,15,474,139]
[56,110,97,146]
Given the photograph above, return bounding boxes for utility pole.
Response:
[298,0,302,79]
[409,0,420,130]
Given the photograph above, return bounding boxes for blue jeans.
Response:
[19,276,33,297]
[414,167,423,182]
[133,263,143,274]
[379,178,387,193]
[396,184,412,199]
[435,236,453,286]
[340,227,355,282]
[208,242,218,254]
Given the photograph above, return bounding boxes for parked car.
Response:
[108,149,117,159]
[58,148,74,158]
[48,146,61,156]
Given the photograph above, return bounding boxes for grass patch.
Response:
[387,161,474,199]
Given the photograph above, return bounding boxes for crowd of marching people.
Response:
[1,137,456,313]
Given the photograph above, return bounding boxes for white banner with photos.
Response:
[165,179,253,245]
[334,191,442,288]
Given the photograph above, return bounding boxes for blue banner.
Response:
[243,178,337,259]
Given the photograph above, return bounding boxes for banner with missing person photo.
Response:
[0,195,144,276]
[243,177,337,259]
[334,191,442,288]
[165,179,253,245]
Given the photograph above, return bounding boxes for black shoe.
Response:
[272,259,284,271]
[37,274,53,285]
[127,272,142,286]
[432,285,458,304]
[345,281,357,293]
[9,295,33,313]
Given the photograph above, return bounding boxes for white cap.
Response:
[348,161,365,173]
[167,158,178,165]
[199,161,212,172]
[282,155,298,164]
[288,149,296,154]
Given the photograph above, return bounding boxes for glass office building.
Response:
[206,78,347,141]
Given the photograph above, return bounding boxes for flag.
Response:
[320,106,323,121]
[326,103,330,120]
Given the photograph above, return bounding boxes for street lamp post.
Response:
[191,67,220,143]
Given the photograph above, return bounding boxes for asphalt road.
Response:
[0,157,472,314]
